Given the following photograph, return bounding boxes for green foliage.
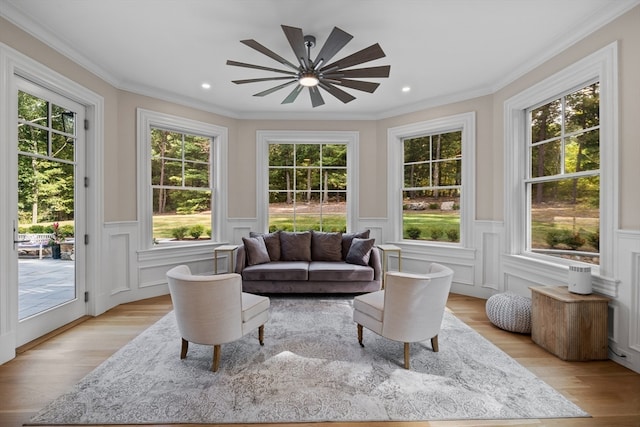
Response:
[407,227,421,239]
[171,226,189,240]
[544,229,570,249]
[428,203,439,210]
[58,224,74,237]
[28,224,47,233]
[446,228,459,242]
[429,227,443,240]
[587,230,599,251]
[189,224,205,239]
[565,232,586,250]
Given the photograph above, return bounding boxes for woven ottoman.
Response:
[486,292,532,334]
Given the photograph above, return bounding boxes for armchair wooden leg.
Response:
[258,325,265,346]
[404,342,410,369]
[180,338,189,359]
[212,344,221,372]
[431,335,439,352]
[357,324,364,347]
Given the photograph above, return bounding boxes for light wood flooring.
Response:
[1,293,639,427]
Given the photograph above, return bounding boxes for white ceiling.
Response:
[2,0,638,120]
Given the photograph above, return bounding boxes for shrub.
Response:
[587,230,599,251]
[206,228,212,238]
[407,227,421,240]
[429,227,443,240]
[564,232,586,250]
[29,224,47,233]
[545,229,569,249]
[446,228,459,242]
[59,224,74,237]
[171,226,189,240]
[189,224,205,239]
[428,203,440,210]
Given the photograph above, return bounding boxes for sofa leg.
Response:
[180,338,189,359]
[258,325,265,346]
[431,335,439,352]
[404,342,410,369]
[212,344,221,372]
[357,324,364,347]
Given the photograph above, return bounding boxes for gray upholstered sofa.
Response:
[234,230,382,294]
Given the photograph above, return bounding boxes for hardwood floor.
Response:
[1,293,639,427]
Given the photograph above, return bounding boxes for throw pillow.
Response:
[311,231,343,261]
[341,229,371,260]
[250,230,281,261]
[279,231,312,261]
[345,237,375,266]
[242,236,271,266]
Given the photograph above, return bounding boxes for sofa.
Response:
[234,230,382,294]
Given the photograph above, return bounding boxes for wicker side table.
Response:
[530,286,610,361]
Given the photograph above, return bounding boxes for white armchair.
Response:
[166,265,270,372]
[353,262,454,369]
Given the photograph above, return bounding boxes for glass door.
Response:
[15,77,86,346]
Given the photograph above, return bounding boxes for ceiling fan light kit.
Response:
[227,25,390,107]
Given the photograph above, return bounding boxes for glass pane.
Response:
[269,144,294,166]
[295,168,320,191]
[530,99,561,143]
[565,83,599,133]
[324,169,347,190]
[18,125,48,155]
[530,140,561,178]
[152,188,211,241]
[184,161,209,187]
[530,176,599,263]
[18,91,48,124]
[268,210,294,232]
[151,129,181,159]
[402,190,460,242]
[51,104,75,134]
[51,134,74,161]
[432,132,461,161]
[404,162,430,188]
[156,160,183,186]
[183,134,210,161]
[269,190,290,203]
[269,168,293,191]
[435,159,461,186]
[404,136,430,163]
[322,144,347,167]
[321,192,347,232]
[565,130,600,173]
[296,144,321,166]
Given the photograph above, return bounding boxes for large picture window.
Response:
[526,82,600,264]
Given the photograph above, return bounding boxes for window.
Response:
[268,142,347,232]
[137,109,228,247]
[504,42,617,276]
[257,131,358,234]
[526,83,600,264]
[388,112,475,247]
[402,130,462,242]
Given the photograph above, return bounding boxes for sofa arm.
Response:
[234,244,247,274]
[369,247,382,281]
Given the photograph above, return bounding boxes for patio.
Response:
[18,258,75,320]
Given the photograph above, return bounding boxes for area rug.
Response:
[29,296,588,424]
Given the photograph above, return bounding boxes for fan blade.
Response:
[233,76,296,84]
[312,27,353,68]
[227,60,298,76]
[240,39,299,71]
[281,25,308,69]
[320,43,386,72]
[324,65,391,79]
[282,84,304,104]
[319,82,356,104]
[253,80,298,97]
[332,79,380,93]
[309,86,325,107]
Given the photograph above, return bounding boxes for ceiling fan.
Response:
[226,25,390,108]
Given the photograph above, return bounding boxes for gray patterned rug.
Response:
[29,296,588,424]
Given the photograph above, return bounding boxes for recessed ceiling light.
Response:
[201,83,211,89]
[402,86,411,93]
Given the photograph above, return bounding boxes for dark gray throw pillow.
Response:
[345,237,375,266]
[250,230,281,261]
[311,231,343,261]
[242,236,271,266]
[341,229,371,260]
[280,231,312,261]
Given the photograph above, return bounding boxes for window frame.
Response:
[388,112,476,247]
[504,42,618,277]
[256,130,359,233]
[137,108,228,248]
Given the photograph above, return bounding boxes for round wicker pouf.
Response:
[486,292,532,334]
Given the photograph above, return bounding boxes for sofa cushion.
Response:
[345,237,375,266]
[250,230,281,261]
[242,261,309,281]
[311,231,343,261]
[241,236,271,266]
[308,261,375,282]
[341,229,370,260]
[280,231,312,261]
